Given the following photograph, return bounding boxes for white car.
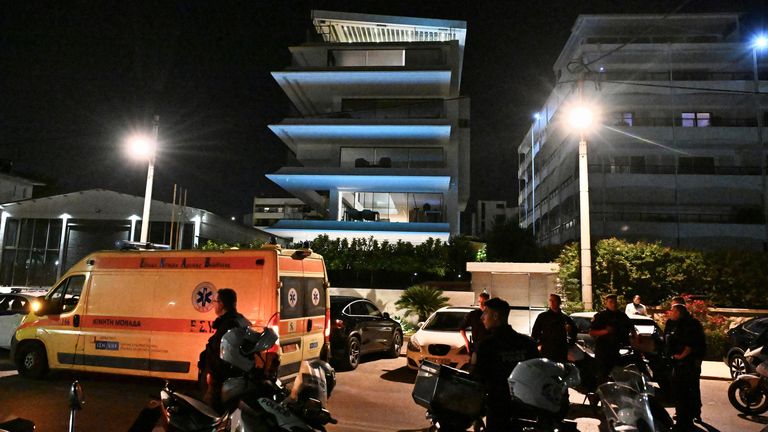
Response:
[0,293,39,349]
[406,306,478,371]
[569,311,663,354]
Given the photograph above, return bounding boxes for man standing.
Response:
[589,294,636,384]
[472,298,538,432]
[531,294,577,362]
[625,295,647,316]
[202,288,251,411]
[666,303,706,430]
[460,292,489,357]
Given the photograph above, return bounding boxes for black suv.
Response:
[330,296,403,370]
[725,316,768,378]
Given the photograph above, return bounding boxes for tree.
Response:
[395,285,450,322]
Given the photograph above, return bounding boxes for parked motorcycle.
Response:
[596,365,672,432]
[507,358,580,431]
[728,344,768,415]
[412,360,486,431]
[131,325,337,432]
[412,358,581,432]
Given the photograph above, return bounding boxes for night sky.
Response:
[1,1,762,219]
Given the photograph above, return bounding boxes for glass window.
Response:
[422,311,469,331]
[681,112,711,127]
[47,275,85,313]
[349,301,368,316]
[18,219,33,249]
[363,302,381,317]
[3,219,19,247]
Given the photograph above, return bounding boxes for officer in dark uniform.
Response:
[589,294,636,384]
[666,303,706,430]
[531,293,577,362]
[460,292,490,357]
[472,298,538,432]
[202,288,251,412]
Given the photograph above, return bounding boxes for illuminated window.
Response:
[681,112,710,127]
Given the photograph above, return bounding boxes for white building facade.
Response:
[471,200,517,238]
[264,10,470,244]
[519,13,768,251]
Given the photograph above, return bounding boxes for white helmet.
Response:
[508,358,581,413]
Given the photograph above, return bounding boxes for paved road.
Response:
[1,348,767,431]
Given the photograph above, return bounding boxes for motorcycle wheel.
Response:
[728,379,768,415]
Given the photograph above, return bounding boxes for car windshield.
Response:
[422,311,468,331]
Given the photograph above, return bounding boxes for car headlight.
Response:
[407,337,420,352]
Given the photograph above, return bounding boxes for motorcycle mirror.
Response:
[69,381,85,411]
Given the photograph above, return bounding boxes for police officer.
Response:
[202,288,250,411]
[589,294,636,384]
[472,298,538,432]
[531,294,577,362]
[460,292,489,357]
[666,303,706,430]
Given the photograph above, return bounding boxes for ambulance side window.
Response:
[280,276,304,320]
[48,275,85,314]
[304,277,326,317]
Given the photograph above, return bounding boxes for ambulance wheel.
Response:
[16,343,49,379]
[386,331,403,358]
[341,336,361,370]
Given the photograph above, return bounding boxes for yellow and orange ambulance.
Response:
[11,246,330,381]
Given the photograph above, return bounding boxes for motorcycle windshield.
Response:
[597,382,653,429]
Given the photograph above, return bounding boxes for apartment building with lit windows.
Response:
[519,13,767,251]
[264,10,470,244]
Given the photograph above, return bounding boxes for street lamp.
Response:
[567,103,598,310]
[752,35,768,251]
[127,115,159,243]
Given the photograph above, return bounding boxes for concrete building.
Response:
[264,10,470,244]
[0,189,278,287]
[471,200,517,238]
[519,13,768,251]
[0,172,43,203]
[249,197,316,227]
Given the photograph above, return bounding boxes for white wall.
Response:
[329,287,474,323]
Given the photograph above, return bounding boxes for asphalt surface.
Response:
[1,348,767,431]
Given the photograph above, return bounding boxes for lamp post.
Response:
[753,35,768,251]
[531,113,540,239]
[128,115,160,243]
[568,104,596,311]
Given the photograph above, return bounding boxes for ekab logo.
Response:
[192,282,217,313]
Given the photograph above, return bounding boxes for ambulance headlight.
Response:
[31,301,41,313]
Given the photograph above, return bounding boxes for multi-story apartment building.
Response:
[264,10,470,244]
[471,200,517,238]
[519,13,767,251]
[249,197,318,228]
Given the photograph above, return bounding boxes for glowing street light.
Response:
[127,116,159,243]
[566,102,599,310]
[753,34,768,50]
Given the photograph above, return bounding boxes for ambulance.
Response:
[11,246,330,381]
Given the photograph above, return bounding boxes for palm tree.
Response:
[395,285,450,322]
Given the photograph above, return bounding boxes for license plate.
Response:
[425,357,450,365]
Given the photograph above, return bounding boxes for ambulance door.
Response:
[279,275,305,377]
[301,276,326,362]
[80,273,152,376]
[42,274,87,369]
